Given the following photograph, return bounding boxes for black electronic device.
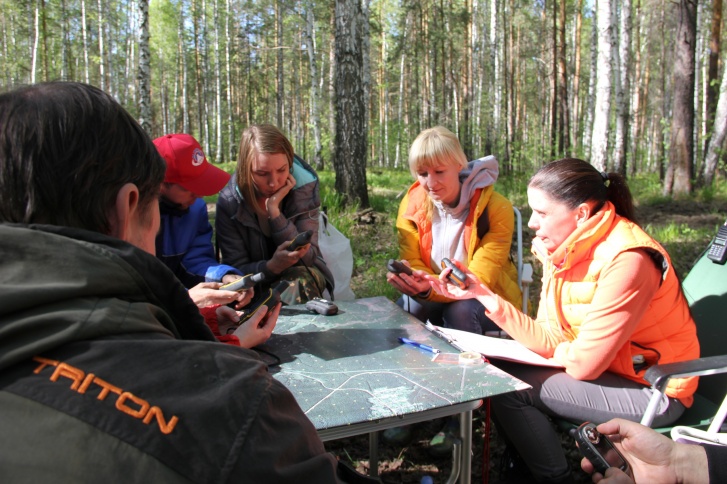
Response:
[238,280,290,324]
[305,297,339,315]
[386,259,413,276]
[440,258,469,289]
[219,272,265,292]
[575,422,630,476]
[707,223,727,265]
[286,230,314,252]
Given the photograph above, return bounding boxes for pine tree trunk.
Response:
[665,0,697,196]
[334,0,370,208]
[614,0,632,176]
[702,0,723,180]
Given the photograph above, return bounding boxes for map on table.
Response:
[259,296,529,431]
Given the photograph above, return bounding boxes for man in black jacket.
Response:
[0,82,347,483]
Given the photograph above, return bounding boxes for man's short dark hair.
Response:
[0,81,165,233]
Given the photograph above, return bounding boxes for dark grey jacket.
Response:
[215,155,334,295]
[0,223,341,483]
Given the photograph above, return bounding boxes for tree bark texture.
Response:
[665,0,697,196]
[334,0,369,208]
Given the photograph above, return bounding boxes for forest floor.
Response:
[323,198,726,484]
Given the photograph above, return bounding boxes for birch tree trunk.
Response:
[572,0,583,151]
[213,0,223,161]
[138,0,152,135]
[614,0,632,175]
[200,0,211,151]
[304,3,324,169]
[97,0,106,91]
[225,0,235,161]
[490,0,500,129]
[81,0,89,83]
[334,0,369,208]
[664,0,697,196]
[31,3,39,84]
[590,0,613,171]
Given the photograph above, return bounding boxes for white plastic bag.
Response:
[318,212,356,301]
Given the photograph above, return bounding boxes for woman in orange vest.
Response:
[426,158,699,483]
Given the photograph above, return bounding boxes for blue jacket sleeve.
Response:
[182,200,242,282]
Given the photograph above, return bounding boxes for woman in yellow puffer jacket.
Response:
[387,126,522,335]
[383,126,523,452]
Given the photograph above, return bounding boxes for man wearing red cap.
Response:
[154,134,246,308]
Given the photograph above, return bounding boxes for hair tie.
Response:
[600,171,610,187]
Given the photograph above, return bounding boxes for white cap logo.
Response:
[192,148,205,167]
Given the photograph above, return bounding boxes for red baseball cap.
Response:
[153,134,230,196]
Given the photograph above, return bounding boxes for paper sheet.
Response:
[434,326,564,368]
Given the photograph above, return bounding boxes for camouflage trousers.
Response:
[273,265,327,305]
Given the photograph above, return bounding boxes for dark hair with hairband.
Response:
[528,158,636,223]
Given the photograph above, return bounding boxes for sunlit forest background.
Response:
[0,0,723,204]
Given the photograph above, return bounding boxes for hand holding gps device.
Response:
[286,230,313,252]
[440,258,469,289]
[575,422,630,476]
[386,259,413,276]
[238,280,290,324]
[219,272,265,292]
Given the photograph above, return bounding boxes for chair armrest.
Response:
[644,355,727,392]
[521,263,533,285]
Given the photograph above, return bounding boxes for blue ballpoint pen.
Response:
[398,337,441,354]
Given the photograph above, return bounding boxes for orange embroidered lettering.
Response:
[92,376,122,400]
[143,406,179,435]
[31,355,179,435]
[32,356,59,373]
[117,392,150,418]
[51,363,85,390]
[78,373,96,394]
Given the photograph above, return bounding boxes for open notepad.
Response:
[433,326,564,368]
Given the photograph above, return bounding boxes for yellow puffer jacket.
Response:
[396,182,522,308]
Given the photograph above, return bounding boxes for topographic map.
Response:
[261,297,529,432]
